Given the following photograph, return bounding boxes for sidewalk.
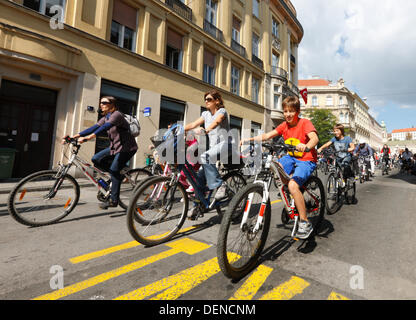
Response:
[0,178,95,195]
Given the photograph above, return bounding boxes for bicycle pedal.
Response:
[292,237,300,241]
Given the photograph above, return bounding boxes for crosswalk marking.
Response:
[115,254,238,300]
[33,238,210,300]
[69,226,199,264]
[229,265,273,300]
[259,276,310,300]
[327,291,350,300]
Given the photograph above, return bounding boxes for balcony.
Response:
[252,54,264,69]
[271,66,287,79]
[165,0,192,22]
[290,54,296,65]
[288,80,299,95]
[231,39,246,57]
[203,19,224,42]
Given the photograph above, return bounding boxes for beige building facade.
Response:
[299,77,384,150]
[0,0,303,178]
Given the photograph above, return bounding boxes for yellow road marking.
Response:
[69,226,198,264]
[259,276,310,300]
[229,265,273,300]
[327,291,350,300]
[115,254,238,300]
[271,199,282,205]
[34,238,210,300]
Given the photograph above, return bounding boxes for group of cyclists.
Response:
[61,91,414,240]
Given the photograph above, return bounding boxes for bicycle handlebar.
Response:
[262,142,310,153]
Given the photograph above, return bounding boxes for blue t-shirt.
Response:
[330,136,352,159]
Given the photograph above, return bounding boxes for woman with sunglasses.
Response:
[184,90,233,218]
[65,96,138,209]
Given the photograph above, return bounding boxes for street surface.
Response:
[1,168,416,300]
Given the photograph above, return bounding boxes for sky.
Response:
[291,0,416,133]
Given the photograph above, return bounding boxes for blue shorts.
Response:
[278,155,317,187]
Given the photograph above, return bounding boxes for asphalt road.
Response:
[1,168,415,300]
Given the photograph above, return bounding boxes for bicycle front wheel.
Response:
[7,170,80,227]
[215,171,247,217]
[217,183,271,280]
[119,168,152,210]
[126,176,188,246]
[325,172,342,215]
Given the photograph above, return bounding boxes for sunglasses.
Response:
[205,97,214,102]
[100,101,112,105]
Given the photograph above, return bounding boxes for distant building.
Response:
[391,128,416,141]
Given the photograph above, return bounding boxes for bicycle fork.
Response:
[240,181,269,234]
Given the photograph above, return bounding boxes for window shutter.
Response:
[167,28,183,50]
[204,50,216,68]
[113,0,137,30]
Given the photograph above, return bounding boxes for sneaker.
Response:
[295,220,313,239]
[187,206,201,220]
[99,198,118,210]
[214,183,228,200]
[186,186,194,193]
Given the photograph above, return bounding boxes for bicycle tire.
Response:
[126,176,188,246]
[303,175,326,234]
[215,171,247,218]
[7,170,80,227]
[217,183,271,280]
[325,172,342,215]
[345,179,356,205]
[119,168,152,210]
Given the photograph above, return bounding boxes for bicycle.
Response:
[357,155,371,183]
[216,141,326,280]
[7,137,151,227]
[126,124,247,246]
[325,152,356,214]
[381,157,390,176]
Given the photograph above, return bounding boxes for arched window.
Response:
[339,112,344,123]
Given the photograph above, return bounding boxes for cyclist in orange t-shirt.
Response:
[241,96,319,239]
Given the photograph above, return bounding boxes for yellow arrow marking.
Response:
[229,265,273,300]
[69,226,199,264]
[115,254,239,300]
[327,291,350,300]
[259,276,310,300]
[33,238,210,300]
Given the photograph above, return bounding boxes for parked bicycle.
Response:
[126,124,247,246]
[325,151,356,214]
[7,137,150,227]
[216,141,326,280]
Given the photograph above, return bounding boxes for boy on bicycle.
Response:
[241,96,319,239]
[318,124,355,187]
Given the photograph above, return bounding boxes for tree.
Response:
[303,108,337,147]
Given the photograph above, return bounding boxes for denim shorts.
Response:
[278,155,317,187]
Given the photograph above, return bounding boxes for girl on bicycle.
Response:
[184,89,233,218]
[241,96,319,239]
[65,96,138,209]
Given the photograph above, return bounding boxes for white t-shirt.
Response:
[201,108,231,148]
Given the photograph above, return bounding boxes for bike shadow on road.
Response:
[387,172,416,185]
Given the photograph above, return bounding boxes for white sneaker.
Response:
[186,186,194,193]
[295,220,313,239]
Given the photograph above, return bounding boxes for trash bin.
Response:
[0,148,17,179]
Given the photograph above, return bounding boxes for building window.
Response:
[205,0,218,25]
[231,66,240,95]
[272,17,279,39]
[98,79,139,153]
[273,86,281,110]
[232,16,241,43]
[203,50,216,85]
[252,0,260,18]
[252,33,260,58]
[339,96,343,105]
[230,115,242,141]
[166,28,183,71]
[251,121,261,137]
[326,95,333,106]
[160,96,185,129]
[312,96,318,106]
[111,0,137,51]
[252,77,259,103]
[23,0,66,18]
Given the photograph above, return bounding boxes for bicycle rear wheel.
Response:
[119,168,152,209]
[215,171,247,217]
[7,170,80,226]
[303,175,326,233]
[126,176,188,246]
[217,183,271,280]
[345,178,356,205]
[325,172,342,215]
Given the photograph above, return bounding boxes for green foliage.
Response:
[303,108,337,147]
